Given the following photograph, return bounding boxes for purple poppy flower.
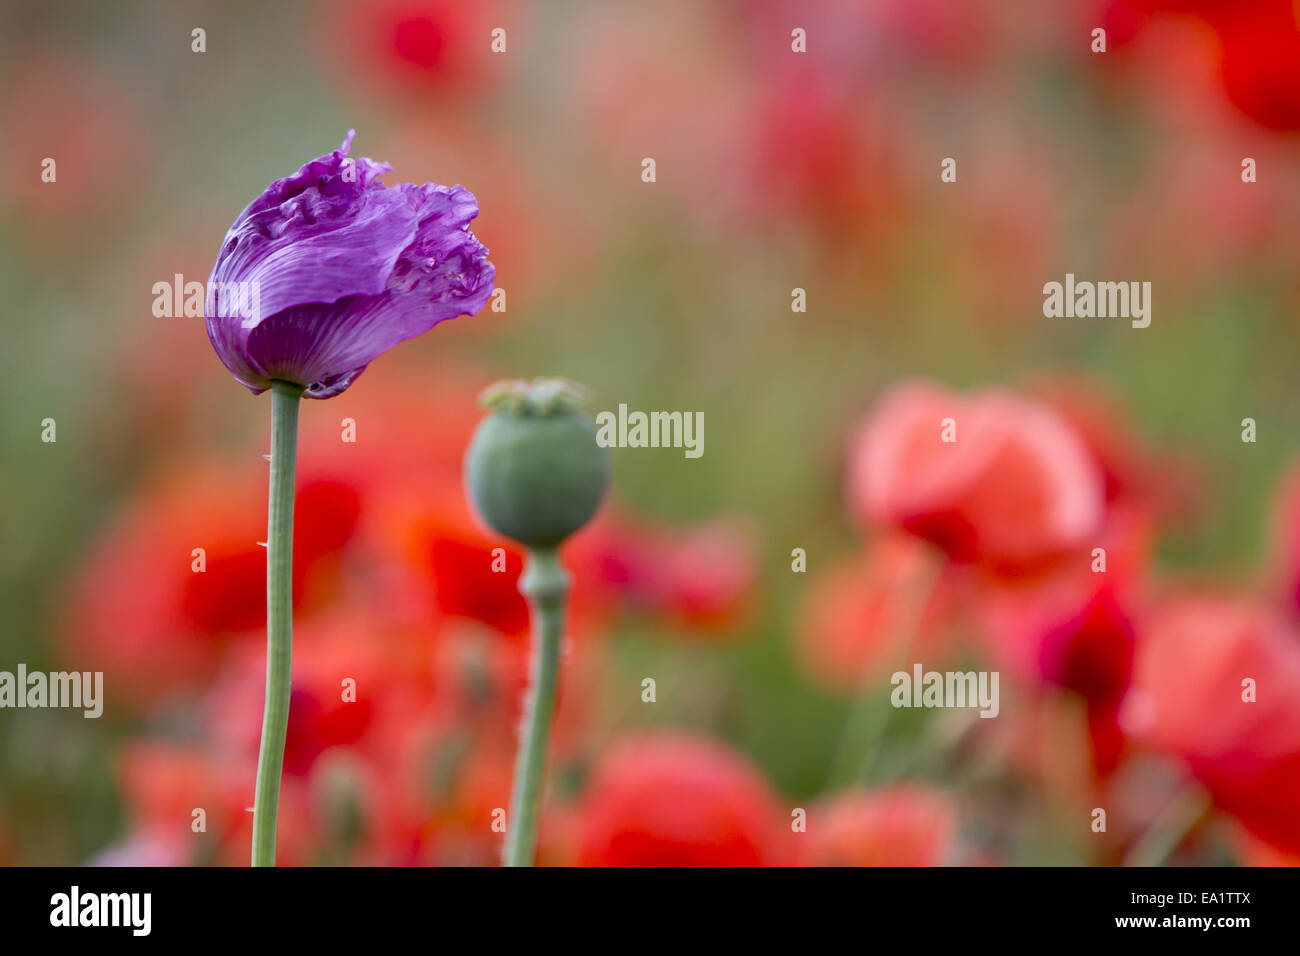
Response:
[205,130,494,398]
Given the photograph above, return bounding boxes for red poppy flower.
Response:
[798,784,958,866]
[111,741,265,866]
[578,734,787,866]
[320,0,503,102]
[1121,595,1300,854]
[847,382,1105,573]
[205,610,435,776]
[751,73,904,253]
[978,506,1151,776]
[0,51,149,238]
[1032,377,1195,518]
[62,464,360,706]
[1100,0,1300,130]
[1212,0,1300,131]
[796,535,954,690]
[597,517,758,635]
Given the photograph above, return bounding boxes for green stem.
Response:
[503,546,569,867]
[251,380,303,866]
[1123,785,1212,867]
[825,556,942,789]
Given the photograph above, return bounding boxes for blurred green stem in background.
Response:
[1123,785,1213,867]
[504,546,569,867]
[251,380,304,867]
[825,556,944,789]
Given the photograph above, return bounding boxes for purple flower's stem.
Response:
[503,546,569,867]
[251,380,303,866]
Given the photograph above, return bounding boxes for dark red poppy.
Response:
[1122,595,1300,854]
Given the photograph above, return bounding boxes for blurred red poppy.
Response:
[1032,377,1196,519]
[1121,595,1300,854]
[0,51,149,241]
[798,784,958,866]
[578,733,788,866]
[750,73,905,256]
[112,741,261,867]
[597,517,758,635]
[1101,0,1300,130]
[1212,0,1300,131]
[62,465,361,706]
[978,505,1151,776]
[796,534,955,690]
[320,0,504,102]
[847,381,1105,573]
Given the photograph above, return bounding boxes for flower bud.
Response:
[204,130,494,399]
[465,378,611,549]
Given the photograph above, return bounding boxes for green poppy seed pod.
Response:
[465,378,611,549]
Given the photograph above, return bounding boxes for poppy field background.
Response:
[2,0,1300,865]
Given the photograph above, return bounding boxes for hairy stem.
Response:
[503,546,569,867]
[251,380,303,866]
